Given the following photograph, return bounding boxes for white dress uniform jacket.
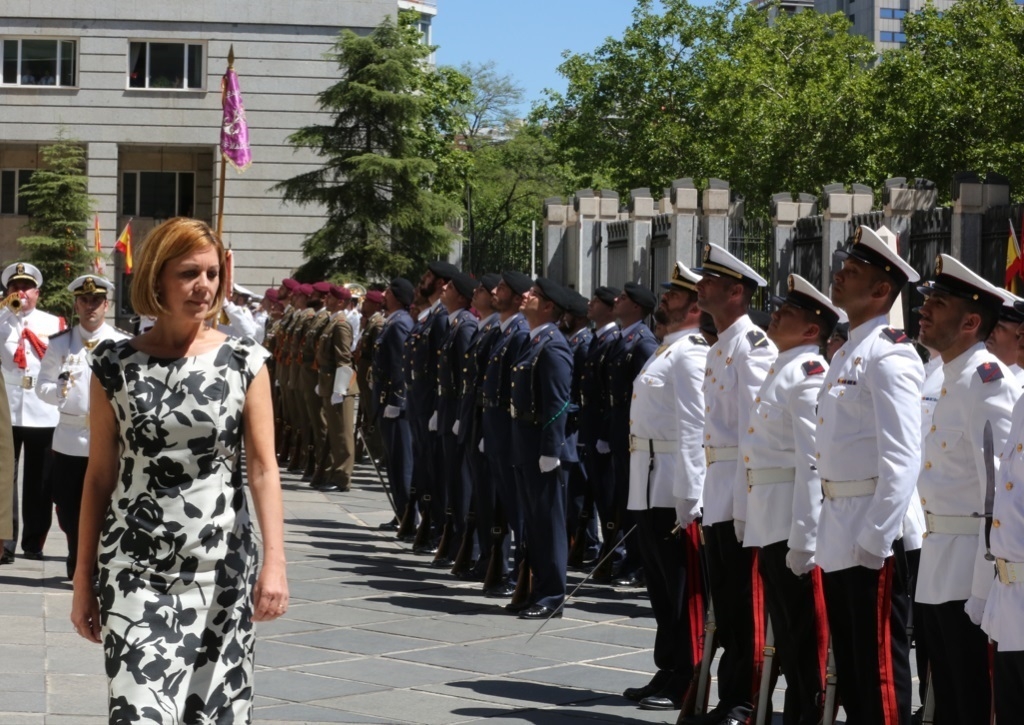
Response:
[36,323,129,457]
[253,309,268,344]
[627,328,707,519]
[739,344,826,551]
[702,315,777,526]
[815,315,925,571]
[0,307,65,427]
[916,344,1017,605]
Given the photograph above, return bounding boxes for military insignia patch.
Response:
[853,227,862,246]
[690,335,709,346]
[881,327,910,344]
[977,363,1004,384]
[703,245,712,262]
[747,329,769,349]
[934,255,943,276]
[787,274,795,292]
[802,360,826,376]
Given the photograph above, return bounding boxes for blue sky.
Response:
[433,1,641,117]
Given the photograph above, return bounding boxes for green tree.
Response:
[15,131,94,317]
[274,11,470,279]
[867,0,1024,199]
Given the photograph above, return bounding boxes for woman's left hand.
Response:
[252,561,288,621]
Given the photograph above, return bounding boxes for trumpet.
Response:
[0,292,22,311]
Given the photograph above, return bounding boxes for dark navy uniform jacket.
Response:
[437,308,478,431]
[604,321,659,453]
[577,323,620,448]
[372,309,413,411]
[566,326,593,444]
[480,314,529,458]
[456,312,500,446]
[509,323,577,467]
[406,301,450,420]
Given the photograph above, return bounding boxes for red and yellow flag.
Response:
[93,215,104,274]
[1006,220,1022,295]
[114,222,133,274]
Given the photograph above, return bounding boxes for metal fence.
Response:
[792,216,824,289]
[981,204,1024,290]
[463,228,536,278]
[729,215,774,309]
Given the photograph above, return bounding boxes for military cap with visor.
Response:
[771,273,843,332]
[920,254,1004,311]
[694,243,767,287]
[68,274,113,296]
[837,225,920,287]
[661,261,702,292]
[2,262,42,288]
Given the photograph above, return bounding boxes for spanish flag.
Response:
[1006,220,1022,294]
[114,222,133,275]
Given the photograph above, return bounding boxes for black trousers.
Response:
[440,430,471,561]
[704,521,761,710]
[489,453,521,580]
[918,600,991,725]
[822,559,912,725]
[517,463,567,610]
[634,508,699,679]
[610,449,640,577]
[758,541,829,725]
[7,425,55,555]
[995,645,1024,719]
[467,424,502,579]
[565,456,599,558]
[379,414,412,520]
[50,451,89,578]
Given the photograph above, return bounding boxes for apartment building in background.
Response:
[0,0,401,325]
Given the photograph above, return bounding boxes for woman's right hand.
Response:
[70,577,102,643]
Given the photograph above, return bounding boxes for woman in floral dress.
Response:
[71,218,288,724]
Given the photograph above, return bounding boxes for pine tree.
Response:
[274,11,470,279]
[15,130,94,318]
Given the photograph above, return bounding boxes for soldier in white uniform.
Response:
[680,244,777,725]
[983,292,1024,719]
[987,288,1024,381]
[621,262,708,712]
[219,283,258,340]
[36,275,129,579]
[815,226,924,725]
[913,254,1017,724]
[740,274,840,725]
[0,262,66,563]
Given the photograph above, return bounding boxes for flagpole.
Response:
[216,45,234,240]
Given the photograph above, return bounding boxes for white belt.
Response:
[997,558,1024,585]
[746,467,796,489]
[821,477,877,500]
[629,435,677,454]
[924,512,979,536]
[58,412,88,428]
[705,446,738,465]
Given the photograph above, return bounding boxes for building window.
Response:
[879,8,907,18]
[128,42,204,90]
[121,171,195,217]
[880,31,907,43]
[1,39,76,86]
[848,13,855,24]
[0,170,35,215]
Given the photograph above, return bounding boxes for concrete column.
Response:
[772,192,819,295]
[883,177,936,252]
[667,178,700,268]
[627,188,654,290]
[562,189,598,292]
[594,190,621,293]
[542,196,571,284]
[822,183,873,292]
[87,142,123,322]
[702,178,730,248]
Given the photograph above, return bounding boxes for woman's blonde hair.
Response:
[130,217,227,320]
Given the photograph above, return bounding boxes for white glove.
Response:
[383,405,400,419]
[314,384,320,395]
[331,392,344,405]
[733,519,746,544]
[333,365,354,397]
[428,411,438,432]
[595,440,610,455]
[786,548,816,577]
[675,499,700,527]
[478,438,485,453]
[965,596,986,626]
[853,545,885,570]
[539,455,560,473]
[452,420,460,436]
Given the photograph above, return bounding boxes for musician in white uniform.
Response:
[0,262,65,563]
[740,274,839,724]
[37,275,128,579]
[815,226,924,724]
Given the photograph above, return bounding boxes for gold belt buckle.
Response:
[997,558,1016,584]
[21,375,33,389]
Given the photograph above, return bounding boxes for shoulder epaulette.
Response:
[881,327,910,344]
[802,360,826,377]
[689,335,709,346]
[49,327,71,339]
[977,362,1004,384]
[746,329,769,349]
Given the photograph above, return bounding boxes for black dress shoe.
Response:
[484,582,516,598]
[0,550,14,565]
[518,604,562,620]
[612,572,644,588]
[430,557,455,569]
[21,550,44,561]
[378,519,399,531]
[639,693,681,711]
[412,544,438,555]
[316,482,340,492]
[623,670,671,702]
[504,600,531,614]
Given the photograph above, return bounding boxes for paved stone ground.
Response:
[0,458,918,723]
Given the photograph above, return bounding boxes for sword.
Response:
[977,419,996,561]
[754,618,775,725]
[356,424,397,517]
[526,523,637,644]
[822,638,838,725]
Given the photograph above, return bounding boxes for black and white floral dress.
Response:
[89,336,270,724]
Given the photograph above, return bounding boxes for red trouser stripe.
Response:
[751,548,766,704]
[876,559,898,725]
[685,521,705,667]
[811,567,830,688]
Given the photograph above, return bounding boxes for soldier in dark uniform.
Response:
[433,272,479,567]
[355,289,386,463]
[508,277,576,619]
[375,279,415,530]
[480,271,532,597]
[596,282,659,587]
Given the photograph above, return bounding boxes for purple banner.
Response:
[220,68,252,172]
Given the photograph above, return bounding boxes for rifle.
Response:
[566,481,595,569]
[411,494,433,553]
[396,486,419,541]
[355,424,397,516]
[450,497,477,578]
[509,556,531,610]
[431,508,455,566]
